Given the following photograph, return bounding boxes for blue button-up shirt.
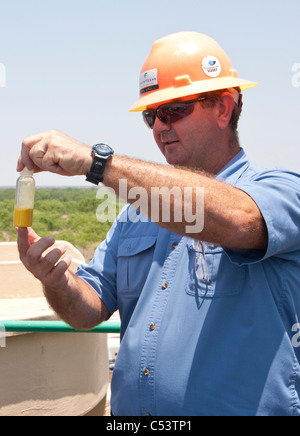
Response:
[77,150,300,416]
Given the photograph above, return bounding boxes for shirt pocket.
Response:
[117,236,157,298]
[185,242,245,299]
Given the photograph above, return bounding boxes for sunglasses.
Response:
[142,96,207,129]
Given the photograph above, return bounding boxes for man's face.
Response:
[152,100,220,172]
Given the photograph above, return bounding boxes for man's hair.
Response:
[201,87,243,140]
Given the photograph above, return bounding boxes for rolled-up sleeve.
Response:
[225,169,300,265]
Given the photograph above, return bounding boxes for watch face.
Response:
[94,143,114,156]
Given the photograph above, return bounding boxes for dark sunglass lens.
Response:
[158,103,195,124]
[142,111,156,129]
[143,100,198,129]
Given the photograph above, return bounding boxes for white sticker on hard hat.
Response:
[139,68,159,95]
[202,56,221,78]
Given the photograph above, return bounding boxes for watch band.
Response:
[86,158,106,185]
[86,144,114,185]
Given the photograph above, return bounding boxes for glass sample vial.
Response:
[14,168,35,228]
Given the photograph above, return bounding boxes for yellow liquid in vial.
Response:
[14,208,33,228]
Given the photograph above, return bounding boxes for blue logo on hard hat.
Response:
[202,56,221,78]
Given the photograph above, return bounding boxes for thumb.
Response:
[17,227,41,260]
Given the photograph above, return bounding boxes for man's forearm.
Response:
[43,272,110,331]
[102,155,267,251]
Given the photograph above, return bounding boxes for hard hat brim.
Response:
[129,77,257,112]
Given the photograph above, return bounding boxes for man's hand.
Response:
[17,227,72,288]
[17,227,109,330]
[17,130,93,177]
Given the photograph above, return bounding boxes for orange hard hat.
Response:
[130,32,257,112]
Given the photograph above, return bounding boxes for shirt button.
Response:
[172,242,179,249]
[162,282,168,289]
[150,323,156,331]
[143,369,150,376]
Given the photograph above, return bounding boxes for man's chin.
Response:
[164,153,187,168]
[164,148,183,166]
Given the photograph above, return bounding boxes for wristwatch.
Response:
[86,143,114,185]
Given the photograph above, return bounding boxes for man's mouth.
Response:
[164,140,179,146]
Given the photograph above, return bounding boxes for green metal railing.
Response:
[0,320,121,334]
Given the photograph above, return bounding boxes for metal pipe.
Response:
[0,320,121,334]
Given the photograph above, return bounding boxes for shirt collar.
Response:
[215,148,250,185]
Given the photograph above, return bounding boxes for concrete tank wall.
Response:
[0,242,109,416]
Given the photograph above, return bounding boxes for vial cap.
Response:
[21,167,34,176]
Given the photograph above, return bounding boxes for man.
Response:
[17,32,300,416]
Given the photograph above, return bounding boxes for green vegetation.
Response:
[0,187,124,262]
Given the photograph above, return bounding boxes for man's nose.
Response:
[153,117,171,134]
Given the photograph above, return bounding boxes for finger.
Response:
[41,148,62,174]
[17,227,30,261]
[17,227,41,260]
[30,141,67,176]
[45,255,72,286]
[20,145,35,171]
[41,244,66,263]
[22,133,44,149]
[16,156,43,174]
[39,245,67,276]
[16,156,25,172]
[20,133,44,171]
[26,236,55,268]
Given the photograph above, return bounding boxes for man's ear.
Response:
[216,92,235,130]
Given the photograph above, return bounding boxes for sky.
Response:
[0,0,299,187]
